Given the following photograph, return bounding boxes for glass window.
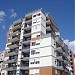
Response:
[35,61,39,64]
[30,62,34,64]
[31,50,35,55]
[36,43,40,45]
[32,42,36,46]
[33,15,36,17]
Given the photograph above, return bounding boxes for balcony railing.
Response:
[23,37,31,41]
[7,44,19,49]
[7,58,17,63]
[56,56,63,61]
[14,19,22,24]
[20,62,29,70]
[24,25,31,30]
[6,66,17,71]
[8,50,18,56]
[10,31,20,37]
[55,47,63,53]
[55,37,63,46]
[23,38,31,45]
[64,59,70,64]
[21,57,29,61]
[21,64,29,67]
[57,65,64,70]
[62,43,68,52]
[46,25,52,31]
[24,31,31,34]
[23,31,31,37]
[20,66,29,70]
[63,52,69,56]
[46,20,50,24]
[9,37,20,42]
[23,46,30,49]
[25,19,32,24]
[12,25,21,30]
[22,46,30,53]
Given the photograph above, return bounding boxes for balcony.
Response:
[6,67,17,71]
[9,37,20,42]
[56,56,63,61]
[22,46,30,53]
[12,25,21,30]
[57,66,64,70]
[20,60,29,69]
[25,19,32,24]
[23,31,31,37]
[21,57,29,61]
[20,66,29,70]
[7,50,18,56]
[55,37,63,46]
[14,19,22,24]
[12,19,21,30]
[62,43,68,52]
[10,31,20,36]
[63,52,69,56]
[55,47,63,53]
[7,58,17,63]
[46,20,50,24]
[7,44,19,49]
[64,60,70,64]
[46,25,52,31]
[23,38,31,45]
[24,25,31,30]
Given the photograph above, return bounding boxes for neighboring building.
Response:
[0,51,4,75]
[70,51,75,75]
[74,57,75,75]
[4,9,70,75]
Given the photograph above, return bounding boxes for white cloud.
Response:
[0,11,6,30]
[64,39,75,52]
[1,25,5,30]
[0,11,6,23]
[0,11,5,17]
[9,9,17,18]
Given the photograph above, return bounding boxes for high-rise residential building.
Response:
[0,50,5,75]
[1,50,9,75]
[4,9,70,75]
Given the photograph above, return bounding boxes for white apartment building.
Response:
[0,51,5,75]
[4,9,70,75]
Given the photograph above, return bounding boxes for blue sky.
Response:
[0,0,74,51]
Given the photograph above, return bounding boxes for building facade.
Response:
[70,51,75,75]
[4,9,70,75]
[74,57,75,75]
[0,51,5,75]
[1,50,9,75]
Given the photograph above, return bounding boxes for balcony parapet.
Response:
[55,37,63,46]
